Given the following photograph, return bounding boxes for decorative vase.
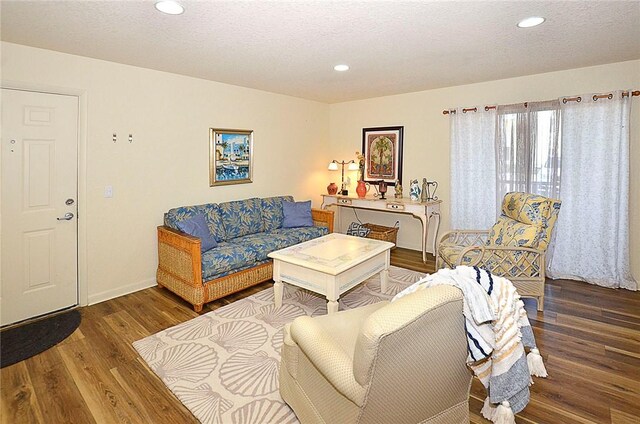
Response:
[327,182,338,195]
[409,179,421,201]
[378,180,388,200]
[356,180,370,198]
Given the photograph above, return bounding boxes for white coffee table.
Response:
[268,233,394,314]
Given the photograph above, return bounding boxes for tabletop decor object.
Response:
[421,178,429,202]
[425,180,439,201]
[328,159,359,195]
[356,180,370,198]
[378,180,388,199]
[355,151,366,182]
[394,179,403,198]
[410,179,421,201]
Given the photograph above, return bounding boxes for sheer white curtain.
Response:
[548,91,637,290]
[450,107,497,229]
[495,100,561,204]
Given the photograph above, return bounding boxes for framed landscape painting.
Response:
[361,126,403,185]
[209,128,253,186]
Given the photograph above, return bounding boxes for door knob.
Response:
[57,212,74,221]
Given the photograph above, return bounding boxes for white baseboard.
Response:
[87,278,157,306]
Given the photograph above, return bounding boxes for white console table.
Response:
[321,194,441,263]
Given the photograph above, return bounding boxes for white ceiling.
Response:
[1,1,639,103]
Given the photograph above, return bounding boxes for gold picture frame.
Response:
[209,128,254,186]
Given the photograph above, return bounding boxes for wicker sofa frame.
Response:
[157,208,334,312]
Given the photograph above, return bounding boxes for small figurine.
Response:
[421,178,428,203]
[409,179,421,201]
[355,151,366,182]
[394,179,403,199]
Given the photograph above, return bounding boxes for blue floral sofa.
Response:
[157,196,334,311]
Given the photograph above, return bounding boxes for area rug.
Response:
[1,309,81,368]
[133,266,425,423]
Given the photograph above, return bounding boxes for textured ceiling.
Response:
[1,1,639,103]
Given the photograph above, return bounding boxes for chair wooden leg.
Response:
[193,303,203,313]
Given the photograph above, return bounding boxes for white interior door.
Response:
[1,88,79,326]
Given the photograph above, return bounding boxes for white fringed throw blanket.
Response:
[393,266,547,424]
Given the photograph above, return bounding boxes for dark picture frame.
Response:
[361,126,404,186]
[209,128,254,186]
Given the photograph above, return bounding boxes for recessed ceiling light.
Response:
[155,1,184,15]
[517,17,545,28]
[334,64,350,72]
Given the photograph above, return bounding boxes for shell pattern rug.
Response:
[133,266,424,424]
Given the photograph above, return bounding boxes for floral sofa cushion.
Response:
[261,195,294,232]
[218,197,264,239]
[270,226,329,244]
[229,227,329,262]
[204,260,272,283]
[201,226,328,279]
[164,203,227,242]
[229,233,292,261]
[201,242,259,281]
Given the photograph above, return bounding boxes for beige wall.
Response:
[328,60,640,280]
[1,42,329,304]
[2,41,638,304]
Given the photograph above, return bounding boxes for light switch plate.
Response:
[104,185,113,198]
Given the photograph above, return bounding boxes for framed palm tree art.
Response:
[361,126,404,186]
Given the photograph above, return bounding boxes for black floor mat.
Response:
[1,309,81,368]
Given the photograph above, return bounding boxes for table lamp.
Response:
[329,160,359,195]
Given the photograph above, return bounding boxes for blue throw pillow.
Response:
[282,200,313,228]
[176,213,218,252]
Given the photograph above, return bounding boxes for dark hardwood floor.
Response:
[1,247,638,423]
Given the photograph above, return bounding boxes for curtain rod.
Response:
[442,90,640,115]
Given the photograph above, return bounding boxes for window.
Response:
[496,101,560,202]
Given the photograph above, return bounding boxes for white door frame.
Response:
[1,80,89,307]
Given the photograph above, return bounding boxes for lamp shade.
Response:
[348,162,359,171]
[328,162,339,171]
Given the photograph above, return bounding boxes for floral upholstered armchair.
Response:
[437,192,561,311]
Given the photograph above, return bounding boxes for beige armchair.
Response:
[437,192,561,311]
[279,285,472,424]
